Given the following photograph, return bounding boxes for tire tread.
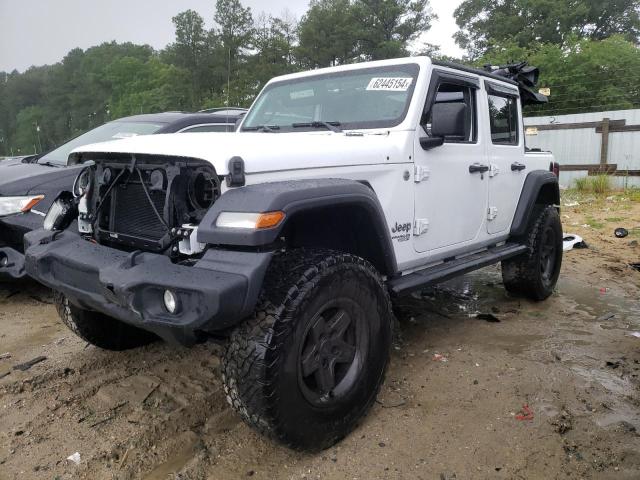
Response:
[222,248,392,449]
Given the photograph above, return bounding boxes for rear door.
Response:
[484,81,526,235]
[413,69,489,254]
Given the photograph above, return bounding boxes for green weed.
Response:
[574,177,590,192]
[585,217,605,229]
[589,175,611,195]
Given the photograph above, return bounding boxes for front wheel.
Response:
[222,249,393,450]
[502,205,563,301]
[55,293,157,350]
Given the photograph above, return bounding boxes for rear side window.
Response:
[488,95,518,145]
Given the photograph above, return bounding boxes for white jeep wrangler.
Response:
[25,57,562,450]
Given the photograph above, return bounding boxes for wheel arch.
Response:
[197,179,398,276]
[510,170,560,237]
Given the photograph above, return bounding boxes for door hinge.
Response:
[414,218,429,235]
[487,206,498,221]
[489,164,500,178]
[414,165,430,182]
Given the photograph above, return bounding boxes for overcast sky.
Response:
[0,0,464,73]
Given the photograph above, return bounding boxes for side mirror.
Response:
[419,136,445,150]
[419,102,467,150]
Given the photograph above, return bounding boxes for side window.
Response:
[488,95,519,145]
[423,83,477,143]
[181,124,235,133]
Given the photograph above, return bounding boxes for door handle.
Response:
[469,163,490,174]
[511,162,526,172]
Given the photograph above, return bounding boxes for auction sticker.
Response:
[366,77,413,91]
[290,89,315,100]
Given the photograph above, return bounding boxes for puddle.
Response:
[595,402,640,430]
[396,267,509,320]
[556,277,640,331]
[568,365,634,396]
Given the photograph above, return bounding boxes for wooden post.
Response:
[600,117,610,165]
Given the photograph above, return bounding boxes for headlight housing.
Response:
[43,192,77,231]
[215,211,285,230]
[73,167,92,198]
[0,195,44,217]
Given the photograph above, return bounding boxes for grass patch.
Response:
[574,177,590,192]
[585,217,605,229]
[604,217,624,222]
[623,188,640,202]
[589,175,611,195]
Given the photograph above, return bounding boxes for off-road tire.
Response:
[222,249,393,451]
[502,205,563,301]
[55,293,157,350]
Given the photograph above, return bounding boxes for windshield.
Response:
[242,64,420,132]
[38,121,166,165]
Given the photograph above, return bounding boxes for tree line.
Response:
[1,0,639,156]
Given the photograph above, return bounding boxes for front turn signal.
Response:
[216,211,285,230]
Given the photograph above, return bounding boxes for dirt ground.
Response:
[1,192,639,480]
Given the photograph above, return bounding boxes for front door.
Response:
[413,70,489,254]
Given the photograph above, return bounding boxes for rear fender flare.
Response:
[510,170,560,237]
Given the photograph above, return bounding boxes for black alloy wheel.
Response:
[298,302,368,407]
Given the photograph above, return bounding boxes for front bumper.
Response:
[0,246,26,280]
[0,211,44,281]
[25,230,272,345]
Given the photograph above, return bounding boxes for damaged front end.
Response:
[72,154,220,256]
[25,153,271,345]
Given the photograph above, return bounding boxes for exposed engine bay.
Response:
[73,154,220,255]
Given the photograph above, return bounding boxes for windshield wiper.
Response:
[38,161,62,168]
[291,121,342,133]
[243,124,281,132]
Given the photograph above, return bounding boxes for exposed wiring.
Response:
[92,168,127,222]
[135,168,169,231]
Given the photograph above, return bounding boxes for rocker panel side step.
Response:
[388,243,527,296]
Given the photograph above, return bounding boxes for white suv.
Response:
[25,56,562,450]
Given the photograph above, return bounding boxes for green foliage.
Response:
[0,0,436,156]
[107,58,192,117]
[590,175,611,195]
[13,106,45,155]
[297,0,435,67]
[574,177,590,192]
[0,42,160,155]
[354,0,435,60]
[162,10,209,106]
[572,175,612,195]
[476,35,640,116]
[585,217,605,229]
[454,0,640,59]
[297,0,360,68]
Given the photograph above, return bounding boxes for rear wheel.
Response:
[502,205,563,300]
[55,293,157,350]
[222,249,393,450]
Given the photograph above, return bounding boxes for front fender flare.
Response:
[197,179,397,275]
